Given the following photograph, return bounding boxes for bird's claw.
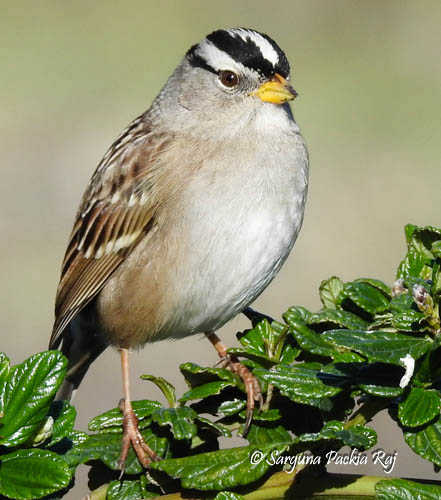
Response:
[214,354,231,368]
[221,357,262,437]
[118,401,160,475]
[205,331,262,437]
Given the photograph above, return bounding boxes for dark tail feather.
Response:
[53,317,108,401]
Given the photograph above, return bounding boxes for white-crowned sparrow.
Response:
[49,28,309,468]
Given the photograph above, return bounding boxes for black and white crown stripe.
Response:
[231,29,280,66]
[187,28,290,79]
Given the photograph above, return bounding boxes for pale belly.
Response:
[163,204,302,337]
[152,149,308,340]
[98,128,308,347]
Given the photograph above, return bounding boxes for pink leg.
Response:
[118,348,160,472]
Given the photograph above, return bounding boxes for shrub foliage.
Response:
[1,224,441,499]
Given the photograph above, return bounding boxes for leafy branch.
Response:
[1,224,441,499]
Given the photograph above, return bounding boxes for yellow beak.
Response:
[250,73,298,104]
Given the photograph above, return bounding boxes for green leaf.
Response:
[295,420,343,443]
[235,320,291,363]
[0,352,10,382]
[322,330,431,365]
[432,270,441,299]
[398,225,441,282]
[388,292,427,331]
[64,428,168,474]
[0,351,67,446]
[308,309,369,331]
[295,420,372,450]
[88,400,162,433]
[414,346,441,385]
[279,343,301,364]
[336,362,405,398]
[180,363,239,388]
[391,310,425,331]
[404,223,418,244]
[0,449,71,500]
[44,400,76,446]
[107,480,141,500]
[319,276,344,309]
[336,424,377,450]
[180,380,233,402]
[390,291,412,312]
[397,250,432,280]
[107,479,158,500]
[339,282,390,316]
[254,364,342,409]
[283,306,312,324]
[141,375,176,408]
[376,478,441,500]
[66,430,89,448]
[432,240,441,259]
[194,416,232,437]
[242,409,282,422]
[31,416,54,447]
[244,424,291,446]
[353,278,391,298]
[0,352,10,414]
[367,315,394,331]
[139,475,159,498]
[150,442,291,490]
[332,352,365,363]
[218,399,246,416]
[289,321,337,357]
[359,384,403,398]
[226,347,274,368]
[271,320,301,363]
[409,225,441,254]
[404,415,441,466]
[152,407,197,440]
[214,492,245,500]
[398,388,440,428]
[237,320,270,355]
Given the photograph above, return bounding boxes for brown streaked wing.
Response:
[51,251,124,347]
[50,118,161,348]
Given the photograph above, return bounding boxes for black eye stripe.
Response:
[187,47,218,75]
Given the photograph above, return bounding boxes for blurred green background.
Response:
[1,0,441,496]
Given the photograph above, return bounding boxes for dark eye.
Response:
[219,70,239,88]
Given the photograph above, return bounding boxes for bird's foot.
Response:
[118,398,160,474]
[206,332,262,437]
[223,355,263,435]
